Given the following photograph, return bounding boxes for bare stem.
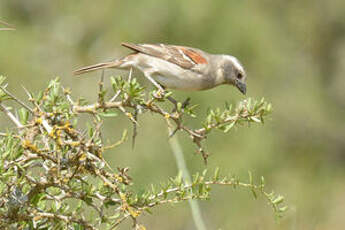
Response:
[0,103,23,128]
[168,125,207,230]
[0,85,33,113]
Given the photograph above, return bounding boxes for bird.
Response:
[73,42,247,95]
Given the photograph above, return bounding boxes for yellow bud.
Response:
[79,153,87,161]
[33,215,43,221]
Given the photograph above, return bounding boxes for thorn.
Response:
[167,96,178,113]
[182,97,191,109]
[0,85,33,113]
[21,85,32,98]
[168,127,179,138]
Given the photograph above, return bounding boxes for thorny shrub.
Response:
[0,76,287,229]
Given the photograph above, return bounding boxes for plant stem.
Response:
[168,127,207,230]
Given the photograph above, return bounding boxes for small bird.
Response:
[74,42,247,94]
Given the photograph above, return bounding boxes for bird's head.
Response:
[218,55,247,95]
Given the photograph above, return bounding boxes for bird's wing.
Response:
[121,42,208,70]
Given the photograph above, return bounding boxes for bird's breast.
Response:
[135,54,214,90]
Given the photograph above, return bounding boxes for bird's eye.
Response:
[237,73,243,79]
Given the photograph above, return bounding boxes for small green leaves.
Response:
[110,76,124,92]
[213,167,220,181]
[272,195,285,205]
[35,90,44,102]
[248,171,257,199]
[184,104,198,118]
[0,76,285,229]
[30,193,46,206]
[260,176,265,190]
[143,169,287,220]
[0,76,6,86]
[0,76,10,102]
[278,206,288,213]
[202,98,272,135]
[18,108,29,125]
[110,76,145,103]
[223,121,236,133]
[263,190,288,219]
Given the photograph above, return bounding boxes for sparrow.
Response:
[74,42,247,94]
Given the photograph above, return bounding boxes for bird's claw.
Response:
[153,88,166,99]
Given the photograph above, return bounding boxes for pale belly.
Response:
[133,54,211,91]
[153,71,206,90]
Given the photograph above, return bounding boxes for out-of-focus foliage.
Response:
[0,20,14,31]
[0,0,345,229]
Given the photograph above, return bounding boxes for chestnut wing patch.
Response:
[179,47,208,65]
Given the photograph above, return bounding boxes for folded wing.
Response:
[121,42,208,70]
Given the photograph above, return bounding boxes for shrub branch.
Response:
[0,76,286,229]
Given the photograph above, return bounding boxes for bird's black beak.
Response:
[235,81,246,95]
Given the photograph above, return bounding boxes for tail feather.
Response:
[73,60,122,75]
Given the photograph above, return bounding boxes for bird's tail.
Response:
[73,60,123,75]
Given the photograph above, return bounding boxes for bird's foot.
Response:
[153,88,166,99]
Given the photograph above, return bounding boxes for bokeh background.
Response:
[1,0,345,229]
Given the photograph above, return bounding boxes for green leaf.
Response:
[87,123,94,137]
[279,206,288,212]
[213,167,220,181]
[175,172,182,185]
[104,200,118,208]
[272,195,284,205]
[260,176,265,189]
[83,197,93,205]
[35,90,44,102]
[0,76,10,101]
[0,75,6,85]
[224,121,236,133]
[248,171,253,185]
[30,193,46,205]
[18,108,29,125]
[99,111,118,118]
[251,117,261,123]
[72,223,84,230]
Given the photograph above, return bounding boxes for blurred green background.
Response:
[1,0,345,229]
